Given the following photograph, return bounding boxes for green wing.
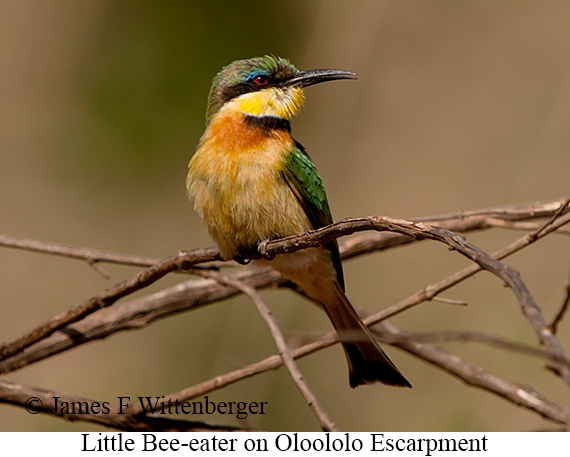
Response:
[282,140,345,290]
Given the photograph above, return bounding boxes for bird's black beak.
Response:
[283,69,357,88]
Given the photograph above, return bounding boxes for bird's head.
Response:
[205,55,356,125]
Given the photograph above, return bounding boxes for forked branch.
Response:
[0,198,569,430]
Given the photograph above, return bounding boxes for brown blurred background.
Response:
[1,0,569,431]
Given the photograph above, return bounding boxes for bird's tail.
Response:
[321,282,411,388]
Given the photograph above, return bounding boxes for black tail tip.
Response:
[349,363,412,389]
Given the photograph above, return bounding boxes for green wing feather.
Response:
[282,140,345,290]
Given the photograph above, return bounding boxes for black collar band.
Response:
[243,114,291,133]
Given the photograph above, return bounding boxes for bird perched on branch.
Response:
[187,55,410,388]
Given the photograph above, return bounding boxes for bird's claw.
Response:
[258,239,275,260]
[234,255,251,265]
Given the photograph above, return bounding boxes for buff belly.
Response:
[189,149,338,302]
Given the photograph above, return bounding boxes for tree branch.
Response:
[128,269,339,432]
[0,199,566,268]
[410,330,563,362]
[2,204,569,378]
[0,234,161,267]
[0,247,222,362]
[550,281,570,335]
[376,322,570,425]
[1,198,569,430]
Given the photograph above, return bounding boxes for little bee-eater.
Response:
[187,56,411,388]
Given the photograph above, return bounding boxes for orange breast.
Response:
[187,108,310,260]
[206,109,273,151]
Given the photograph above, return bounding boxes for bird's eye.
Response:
[254,75,268,85]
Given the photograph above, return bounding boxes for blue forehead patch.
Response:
[245,69,271,82]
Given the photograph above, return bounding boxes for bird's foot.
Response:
[258,239,275,260]
[234,255,251,265]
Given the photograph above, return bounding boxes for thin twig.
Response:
[361,211,570,378]
[484,218,570,235]
[0,199,567,269]
[125,322,570,426]
[140,334,339,409]
[0,234,161,267]
[429,296,468,306]
[532,197,570,240]
[341,198,569,260]
[411,330,562,361]
[378,321,570,425]
[0,247,222,362]
[175,269,338,432]
[86,259,111,279]
[549,283,570,335]
[363,210,570,328]
[0,267,285,374]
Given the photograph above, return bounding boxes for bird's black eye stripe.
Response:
[220,84,251,103]
[220,76,284,104]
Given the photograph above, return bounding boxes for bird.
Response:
[187,55,411,388]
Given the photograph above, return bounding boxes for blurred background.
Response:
[1,0,569,431]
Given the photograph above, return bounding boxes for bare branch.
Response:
[550,282,570,335]
[0,247,222,362]
[362,211,570,360]
[1,198,567,268]
[86,259,112,279]
[428,297,468,306]
[0,267,284,374]
[247,214,570,385]
[376,322,570,425]
[130,269,338,432]
[125,322,570,426]
[141,331,339,407]
[3,207,569,378]
[203,270,338,431]
[341,198,569,260]
[1,198,569,431]
[484,218,570,234]
[0,234,161,267]
[531,197,570,240]
[411,330,562,362]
